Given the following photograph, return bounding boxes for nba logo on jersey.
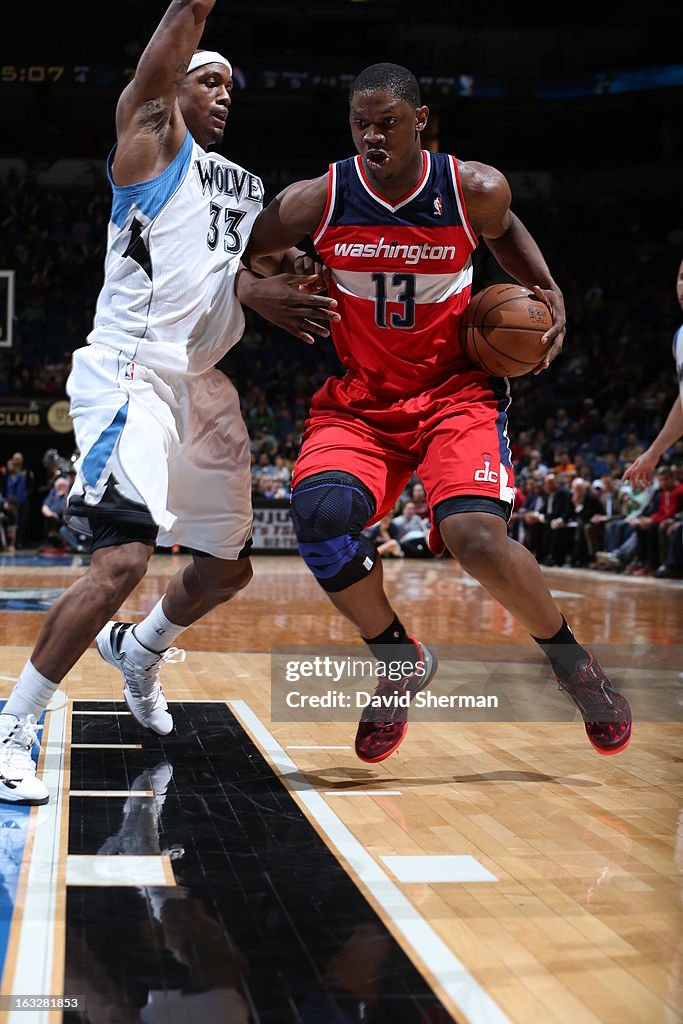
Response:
[433,195,443,216]
[124,362,135,381]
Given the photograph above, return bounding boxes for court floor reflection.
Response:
[64,702,455,1023]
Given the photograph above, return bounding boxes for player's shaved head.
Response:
[350,63,421,107]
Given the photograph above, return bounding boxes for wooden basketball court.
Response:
[0,551,681,1023]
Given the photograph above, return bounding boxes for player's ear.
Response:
[415,105,429,136]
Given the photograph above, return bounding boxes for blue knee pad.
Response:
[290,474,377,592]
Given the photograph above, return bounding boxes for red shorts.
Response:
[292,371,516,552]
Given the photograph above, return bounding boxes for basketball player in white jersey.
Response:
[623,258,683,488]
[0,0,339,805]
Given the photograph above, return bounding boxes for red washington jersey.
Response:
[313,150,478,398]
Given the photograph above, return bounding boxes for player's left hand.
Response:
[531,285,566,374]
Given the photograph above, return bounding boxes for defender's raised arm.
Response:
[114,0,224,183]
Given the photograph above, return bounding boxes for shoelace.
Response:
[373,678,408,726]
[0,714,40,773]
[557,662,621,719]
[124,647,186,704]
[366,649,432,726]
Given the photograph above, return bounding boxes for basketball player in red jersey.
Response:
[245,63,632,762]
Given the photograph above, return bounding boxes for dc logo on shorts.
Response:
[474,454,498,484]
[124,362,136,381]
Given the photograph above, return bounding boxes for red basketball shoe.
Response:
[556,654,632,755]
[354,640,438,763]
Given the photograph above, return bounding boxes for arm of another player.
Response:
[236,176,339,345]
[461,161,566,374]
[625,258,683,486]
[113,0,216,183]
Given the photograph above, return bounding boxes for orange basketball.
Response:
[460,283,553,377]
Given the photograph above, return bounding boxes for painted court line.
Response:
[287,745,352,750]
[71,710,132,716]
[325,790,402,796]
[229,699,511,1024]
[453,576,584,599]
[6,703,68,1024]
[70,790,153,798]
[65,699,241,705]
[70,745,141,753]
[382,855,498,884]
[67,855,175,887]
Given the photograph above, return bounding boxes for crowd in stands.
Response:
[0,448,88,555]
[7,441,682,578]
[0,169,112,398]
[0,451,34,553]
[509,462,683,578]
[355,460,683,579]
[1,167,682,577]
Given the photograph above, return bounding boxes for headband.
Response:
[187,51,232,77]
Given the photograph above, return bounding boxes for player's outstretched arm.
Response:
[115,0,218,181]
[622,397,683,488]
[625,258,683,486]
[461,160,566,374]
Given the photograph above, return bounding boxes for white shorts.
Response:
[66,345,253,559]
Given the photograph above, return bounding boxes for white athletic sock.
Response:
[133,599,186,654]
[3,660,59,721]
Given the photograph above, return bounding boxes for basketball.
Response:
[460,283,553,377]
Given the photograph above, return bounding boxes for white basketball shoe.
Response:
[96,621,185,735]
[0,714,49,805]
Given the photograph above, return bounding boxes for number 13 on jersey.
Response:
[371,272,416,329]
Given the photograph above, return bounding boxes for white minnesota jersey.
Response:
[89,131,264,375]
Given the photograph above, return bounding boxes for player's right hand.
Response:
[622,450,658,489]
